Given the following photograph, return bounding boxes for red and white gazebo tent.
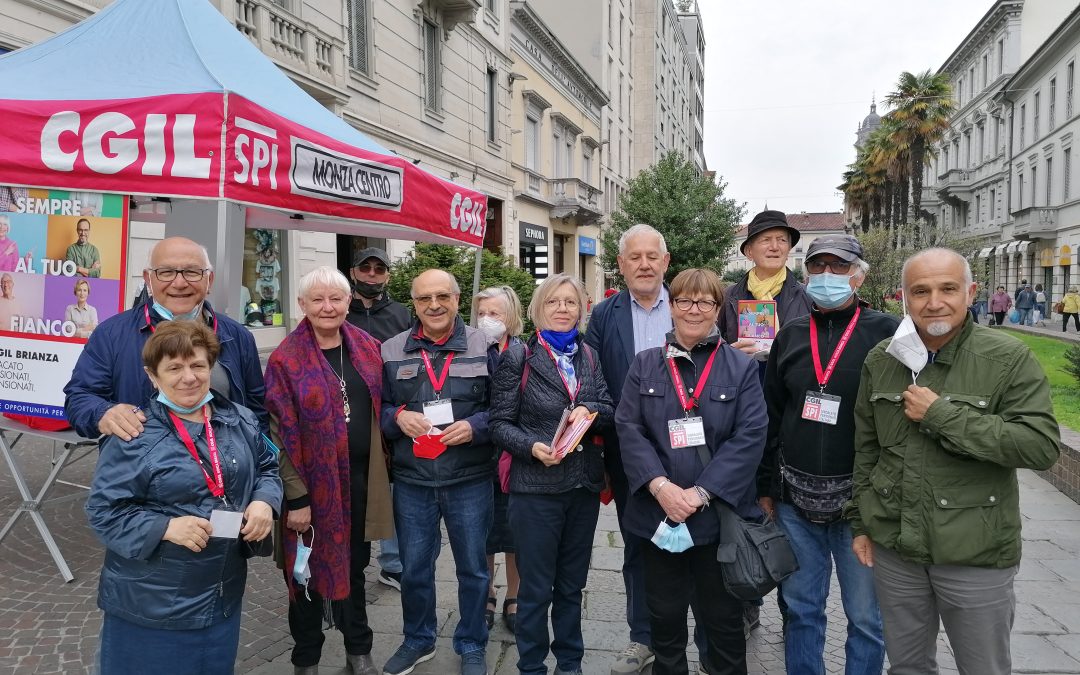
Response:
[0,0,488,245]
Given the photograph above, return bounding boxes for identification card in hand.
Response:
[422,399,455,426]
[801,391,841,425]
[668,416,706,449]
[210,509,243,539]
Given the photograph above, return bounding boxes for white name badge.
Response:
[423,399,455,426]
[209,509,243,539]
[668,417,706,449]
[801,391,842,425]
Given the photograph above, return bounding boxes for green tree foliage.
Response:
[856,224,980,313]
[599,151,744,285]
[1064,344,1080,387]
[387,243,536,322]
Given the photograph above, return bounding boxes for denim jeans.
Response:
[1019,307,1033,325]
[509,488,600,675]
[608,453,652,645]
[394,478,492,655]
[777,503,884,675]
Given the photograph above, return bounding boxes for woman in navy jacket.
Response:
[616,269,767,675]
[86,320,281,675]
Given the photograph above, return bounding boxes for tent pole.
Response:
[471,246,483,304]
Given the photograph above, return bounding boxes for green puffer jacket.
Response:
[847,318,1059,568]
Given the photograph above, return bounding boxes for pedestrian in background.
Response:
[490,274,613,675]
[989,285,1011,327]
[1034,284,1047,326]
[265,266,392,675]
[1015,284,1035,325]
[1061,286,1080,333]
[617,268,766,675]
[473,285,526,633]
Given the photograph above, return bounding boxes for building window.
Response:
[1049,77,1057,129]
[525,113,539,170]
[346,0,371,74]
[993,115,1001,152]
[969,66,975,97]
[990,188,996,219]
[583,147,593,185]
[1031,165,1038,206]
[977,123,985,162]
[1018,172,1024,210]
[1065,148,1072,201]
[485,0,496,14]
[1033,92,1040,139]
[996,38,1004,75]
[982,53,988,87]
[1019,104,1026,147]
[423,18,441,111]
[1046,157,1053,205]
[1068,62,1075,119]
[943,146,950,171]
[485,68,497,143]
[964,130,971,167]
[552,125,563,177]
[563,131,575,178]
[975,194,981,223]
[957,78,964,105]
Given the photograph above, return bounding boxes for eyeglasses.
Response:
[544,298,579,310]
[149,268,209,282]
[356,263,388,274]
[805,259,853,274]
[412,293,456,305]
[672,298,718,312]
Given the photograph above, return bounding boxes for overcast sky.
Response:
[700,0,995,219]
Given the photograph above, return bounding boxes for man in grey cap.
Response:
[345,246,411,591]
[757,234,897,674]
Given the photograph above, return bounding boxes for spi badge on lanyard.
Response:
[801,308,860,426]
[420,350,455,427]
[665,344,720,449]
[170,407,241,537]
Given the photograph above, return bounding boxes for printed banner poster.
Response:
[0,187,127,419]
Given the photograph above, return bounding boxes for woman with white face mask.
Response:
[472,285,525,632]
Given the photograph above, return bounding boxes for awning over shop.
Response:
[1005,241,1020,255]
[0,0,486,246]
[977,246,994,258]
[1016,240,1032,254]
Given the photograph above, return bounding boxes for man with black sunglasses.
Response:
[345,247,410,343]
[64,236,266,440]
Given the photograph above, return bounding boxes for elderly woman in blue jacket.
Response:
[616,268,767,675]
[86,320,281,675]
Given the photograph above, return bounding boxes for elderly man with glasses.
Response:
[378,269,501,675]
[65,236,267,440]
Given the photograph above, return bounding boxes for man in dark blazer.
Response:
[585,224,672,675]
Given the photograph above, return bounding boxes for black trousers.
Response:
[642,542,746,675]
[289,538,373,666]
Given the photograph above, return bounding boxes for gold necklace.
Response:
[326,345,351,422]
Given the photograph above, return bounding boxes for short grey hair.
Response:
[473,285,524,336]
[0,214,9,230]
[901,248,973,289]
[298,265,351,299]
[411,269,461,297]
[528,274,588,330]
[618,224,668,256]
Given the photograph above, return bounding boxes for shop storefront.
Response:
[519,222,549,281]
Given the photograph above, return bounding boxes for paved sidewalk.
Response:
[2,431,1080,674]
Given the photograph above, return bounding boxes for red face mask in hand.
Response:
[413,432,447,459]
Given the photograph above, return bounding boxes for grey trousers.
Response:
[872,544,1017,675]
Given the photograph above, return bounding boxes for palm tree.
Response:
[885,70,955,241]
[865,120,908,231]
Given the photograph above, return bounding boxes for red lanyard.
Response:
[169,407,226,504]
[537,335,582,403]
[666,343,720,414]
[144,303,218,333]
[420,350,455,398]
[808,307,861,392]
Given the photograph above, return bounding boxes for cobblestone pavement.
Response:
[2,432,1080,674]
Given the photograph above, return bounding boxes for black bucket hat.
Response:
[740,210,801,255]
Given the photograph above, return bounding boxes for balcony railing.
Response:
[233,0,345,91]
[1011,206,1057,238]
[551,178,602,224]
[935,168,973,204]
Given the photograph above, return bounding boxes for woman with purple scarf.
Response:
[265,266,393,675]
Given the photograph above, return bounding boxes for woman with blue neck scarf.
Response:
[86,320,281,675]
[490,274,614,675]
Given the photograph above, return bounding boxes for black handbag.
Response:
[696,446,798,601]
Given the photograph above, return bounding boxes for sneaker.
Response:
[382,644,435,675]
[460,651,487,675]
[378,569,402,591]
[610,642,654,674]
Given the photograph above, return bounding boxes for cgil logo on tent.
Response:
[40,111,212,178]
[450,193,485,237]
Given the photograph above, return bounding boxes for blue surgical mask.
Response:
[806,272,854,309]
[156,390,213,415]
[152,301,203,322]
[651,518,695,553]
[293,528,314,597]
